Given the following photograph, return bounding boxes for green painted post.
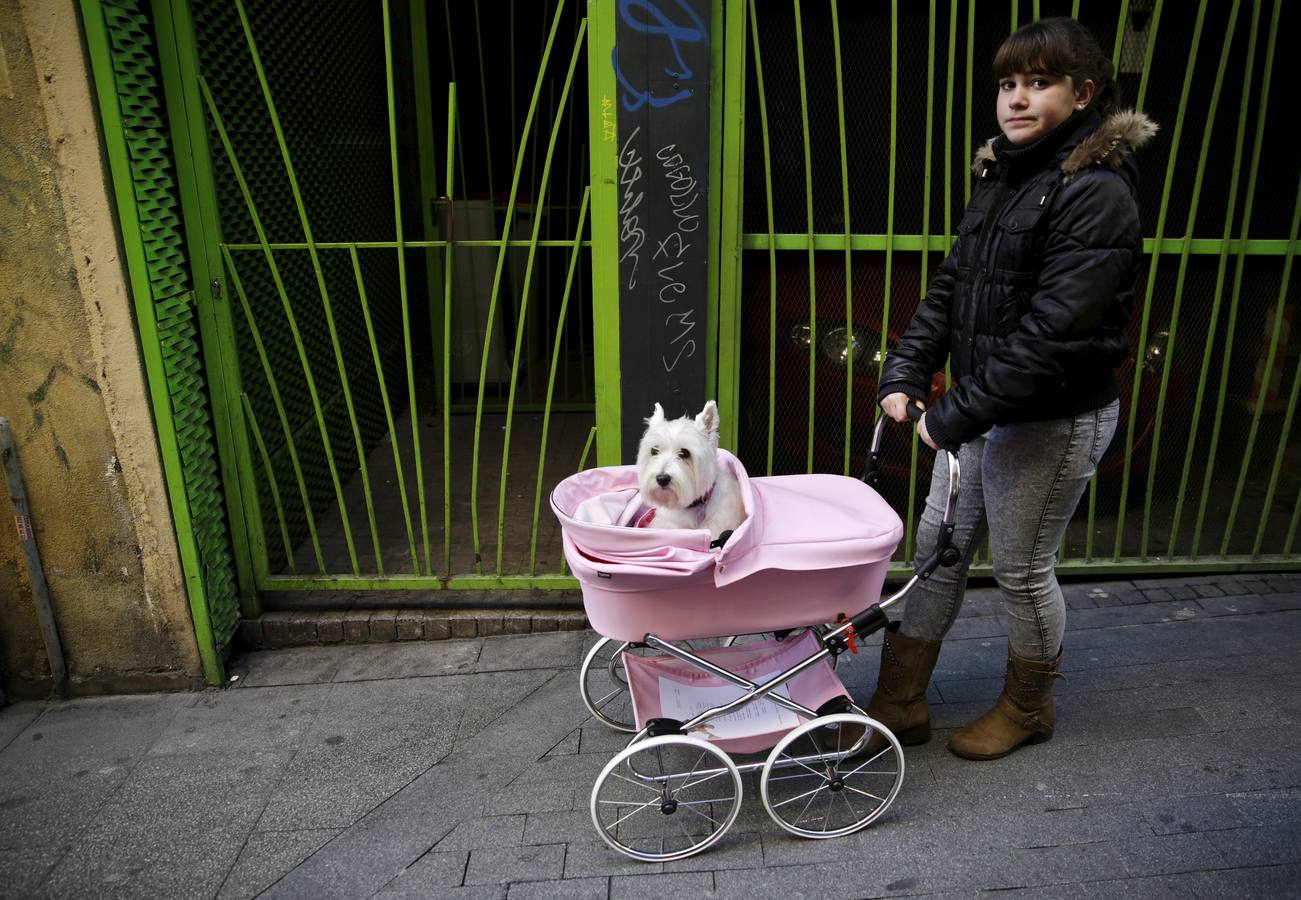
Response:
[587,0,623,466]
[792,0,817,473]
[152,0,262,609]
[79,0,223,683]
[717,0,749,452]
[831,0,854,476]
[746,0,778,475]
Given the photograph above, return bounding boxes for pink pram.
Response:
[551,416,961,861]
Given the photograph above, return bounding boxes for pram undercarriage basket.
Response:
[550,416,961,861]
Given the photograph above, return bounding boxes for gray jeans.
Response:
[900,400,1119,661]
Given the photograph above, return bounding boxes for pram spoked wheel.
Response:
[760,712,904,839]
[590,734,744,861]
[579,637,653,731]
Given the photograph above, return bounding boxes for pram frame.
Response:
[585,417,961,859]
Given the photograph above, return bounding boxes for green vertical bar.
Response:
[239,393,295,573]
[530,187,592,573]
[410,0,446,431]
[878,2,898,416]
[945,0,957,243]
[830,0,853,475]
[1113,0,1179,561]
[231,0,366,574]
[965,0,975,204]
[587,0,623,466]
[349,246,419,573]
[153,0,261,608]
[496,21,587,575]
[1170,0,1261,557]
[471,0,568,571]
[1251,178,1301,555]
[1133,0,1164,115]
[1072,1,1081,19]
[747,0,777,476]
[443,84,457,576]
[792,0,817,473]
[706,0,724,405]
[1011,0,1018,32]
[1193,0,1278,558]
[1112,0,1131,69]
[80,0,223,683]
[222,247,326,574]
[470,0,494,199]
[717,0,749,452]
[383,0,430,575]
[910,0,937,562]
[1140,0,1238,557]
[1228,177,1301,556]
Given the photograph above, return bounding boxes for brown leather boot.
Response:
[948,647,1064,760]
[861,621,943,753]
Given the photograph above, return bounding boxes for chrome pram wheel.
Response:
[760,713,904,839]
[590,734,743,861]
[579,638,648,731]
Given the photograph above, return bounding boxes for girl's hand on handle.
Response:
[881,392,924,424]
[917,412,938,451]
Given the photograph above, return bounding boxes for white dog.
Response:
[635,400,746,543]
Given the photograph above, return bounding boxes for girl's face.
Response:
[997,72,1094,144]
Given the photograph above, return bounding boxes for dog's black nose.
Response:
[656,473,671,488]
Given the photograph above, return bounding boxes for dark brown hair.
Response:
[993,17,1120,116]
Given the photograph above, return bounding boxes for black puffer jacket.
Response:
[878,108,1158,452]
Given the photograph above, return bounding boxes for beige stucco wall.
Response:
[0,0,203,695]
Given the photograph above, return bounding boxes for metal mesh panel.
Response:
[102,0,239,645]
[192,0,411,566]
[737,1,1299,567]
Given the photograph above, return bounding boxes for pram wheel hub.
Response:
[760,713,905,840]
[590,734,743,862]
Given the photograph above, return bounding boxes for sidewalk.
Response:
[1,572,1299,899]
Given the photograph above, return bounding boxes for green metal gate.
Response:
[715,0,1301,575]
[86,0,1298,675]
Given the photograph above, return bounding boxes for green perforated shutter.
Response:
[83,0,240,682]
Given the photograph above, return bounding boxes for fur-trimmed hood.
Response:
[972,109,1158,177]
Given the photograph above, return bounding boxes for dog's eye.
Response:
[678,449,691,460]
[649,447,659,456]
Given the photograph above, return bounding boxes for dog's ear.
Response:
[644,402,665,426]
[695,400,720,441]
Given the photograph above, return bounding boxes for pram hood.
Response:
[551,449,902,589]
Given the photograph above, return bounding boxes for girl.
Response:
[868,17,1156,760]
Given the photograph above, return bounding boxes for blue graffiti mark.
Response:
[611,0,707,112]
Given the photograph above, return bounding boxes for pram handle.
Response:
[863,410,962,580]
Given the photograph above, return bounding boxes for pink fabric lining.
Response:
[622,631,848,754]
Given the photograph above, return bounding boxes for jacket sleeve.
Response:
[877,247,958,403]
[925,171,1139,451]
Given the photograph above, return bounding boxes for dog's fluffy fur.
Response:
[636,400,746,541]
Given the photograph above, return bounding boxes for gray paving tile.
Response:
[151,683,330,756]
[378,850,468,893]
[1204,823,1301,868]
[523,810,597,846]
[1228,787,1301,826]
[476,632,588,673]
[457,670,556,744]
[233,645,354,686]
[0,702,43,752]
[490,779,579,817]
[562,841,662,878]
[435,816,527,852]
[1138,793,1258,835]
[216,828,340,900]
[1115,832,1230,877]
[376,885,505,900]
[0,842,65,899]
[256,678,465,830]
[989,840,1130,890]
[662,829,765,873]
[335,640,482,681]
[507,876,608,899]
[610,870,713,899]
[1185,862,1301,898]
[465,844,565,885]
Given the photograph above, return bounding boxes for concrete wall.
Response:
[0,0,204,696]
